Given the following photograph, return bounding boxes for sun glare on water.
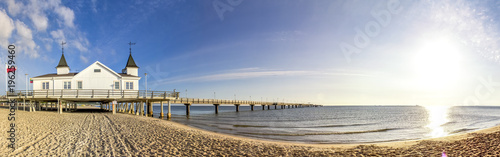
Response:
[413,37,462,90]
[424,105,450,138]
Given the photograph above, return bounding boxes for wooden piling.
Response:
[135,102,139,115]
[58,99,62,114]
[185,103,191,115]
[235,104,240,112]
[147,101,153,117]
[112,102,116,114]
[160,101,164,118]
[214,104,220,114]
[167,100,171,118]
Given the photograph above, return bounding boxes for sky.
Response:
[0,0,500,105]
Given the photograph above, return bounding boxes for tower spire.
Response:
[128,41,136,54]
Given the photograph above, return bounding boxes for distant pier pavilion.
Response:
[6,45,321,118]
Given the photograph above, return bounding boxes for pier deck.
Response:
[4,90,321,118]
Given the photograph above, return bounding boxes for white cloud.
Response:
[50,29,65,41]
[29,13,48,31]
[54,6,75,28]
[80,55,89,63]
[5,0,23,16]
[73,36,89,52]
[0,9,15,49]
[14,20,38,58]
[16,20,33,39]
[0,0,90,61]
[158,68,371,84]
[73,40,88,52]
[91,0,98,13]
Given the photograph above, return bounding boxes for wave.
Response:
[449,128,478,134]
[239,128,400,136]
[232,123,374,128]
[440,121,457,127]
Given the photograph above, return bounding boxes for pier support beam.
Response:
[130,102,134,114]
[160,101,164,118]
[214,104,220,114]
[167,100,171,118]
[268,105,270,110]
[58,99,62,114]
[30,100,34,112]
[112,102,116,114]
[274,105,277,109]
[29,100,32,112]
[140,101,145,116]
[262,105,265,110]
[135,102,139,115]
[250,104,254,111]
[147,101,153,117]
[126,102,129,113]
[235,104,240,112]
[185,103,191,116]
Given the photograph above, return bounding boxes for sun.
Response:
[413,37,462,90]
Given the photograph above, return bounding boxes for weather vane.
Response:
[61,41,66,54]
[128,41,136,54]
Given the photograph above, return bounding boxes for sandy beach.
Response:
[1,108,500,156]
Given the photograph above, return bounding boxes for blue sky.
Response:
[1,0,500,105]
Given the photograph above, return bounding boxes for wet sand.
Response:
[1,108,499,156]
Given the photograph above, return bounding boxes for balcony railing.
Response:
[8,90,180,99]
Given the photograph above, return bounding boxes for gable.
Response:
[74,61,122,79]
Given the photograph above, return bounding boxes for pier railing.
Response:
[172,98,312,106]
[8,90,180,99]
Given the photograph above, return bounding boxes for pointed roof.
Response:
[56,53,69,68]
[125,53,138,68]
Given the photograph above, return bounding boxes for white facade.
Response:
[56,66,70,75]
[123,67,138,76]
[32,61,140,91]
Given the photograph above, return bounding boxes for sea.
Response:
[147,105,500,144]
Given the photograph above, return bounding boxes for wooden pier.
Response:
[5,90,322,118]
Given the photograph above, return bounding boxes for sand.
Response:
[1,108,500,156]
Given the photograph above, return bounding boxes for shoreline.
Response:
[167,114,500,148]
[1,108,499,156]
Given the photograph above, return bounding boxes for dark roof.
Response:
[119,73,140,77]
[56,53,69,68]
[32,73,139,78]
[32,73,78,78]
[125,53,138,68]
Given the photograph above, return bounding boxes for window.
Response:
[126,82,133,90]
[94,69,101,72]
[42,82,49,90]
[114,81,120,90]
[64,81,71,89]
[77,81,82,89]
